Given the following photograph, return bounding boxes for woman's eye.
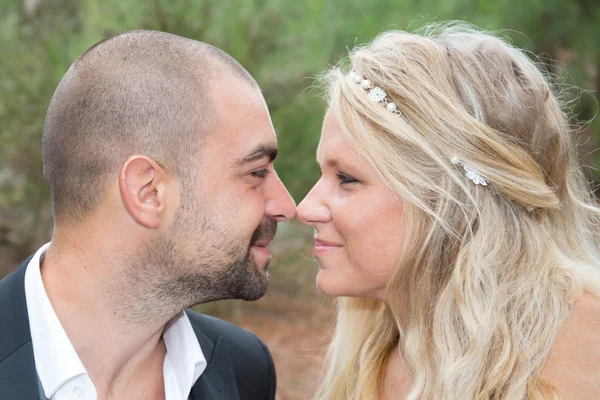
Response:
[336,173,359,185]
[251,169,271,179]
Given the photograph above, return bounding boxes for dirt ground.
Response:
[237,289,334,399]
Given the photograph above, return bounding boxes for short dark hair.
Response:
[42,30,257,222]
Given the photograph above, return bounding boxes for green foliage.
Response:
[1,0,599,267]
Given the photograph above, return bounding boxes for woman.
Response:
[297,23,600,399]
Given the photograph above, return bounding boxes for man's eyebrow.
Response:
[236,144,278,167]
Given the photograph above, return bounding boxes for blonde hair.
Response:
[316,22,600,400]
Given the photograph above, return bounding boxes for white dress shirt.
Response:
[24,243,207,400]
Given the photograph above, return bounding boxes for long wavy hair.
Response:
[315,22,600,400]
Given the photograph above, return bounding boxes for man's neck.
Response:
[40,241,175,399]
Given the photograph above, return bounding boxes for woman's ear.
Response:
[119,155,169,229]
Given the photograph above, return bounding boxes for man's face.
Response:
[144,72,296,307]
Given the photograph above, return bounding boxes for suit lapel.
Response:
[0,257,43,400]
[187,312,240,400]
[0,342,43,400]
[1,260,244,400]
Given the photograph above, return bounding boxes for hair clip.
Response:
[451,157,488,186]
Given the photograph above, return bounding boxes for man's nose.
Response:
[265,171,296,222]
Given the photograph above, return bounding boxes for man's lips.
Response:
[252,240,272,247]
[251,240,272,255]
[250,239,273,262]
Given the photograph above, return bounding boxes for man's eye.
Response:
[336,173,359,185]
[251,169,271,179]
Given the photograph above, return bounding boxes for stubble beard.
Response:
[116,202,277,326]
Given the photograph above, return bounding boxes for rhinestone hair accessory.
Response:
[348,70,403,116]
[349,70,489,187]
[450,157,488,186]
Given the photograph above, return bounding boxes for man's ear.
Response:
[119,156,170,229]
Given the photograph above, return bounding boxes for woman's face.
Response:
[297,108,406,300]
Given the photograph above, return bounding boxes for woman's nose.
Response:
[297,181,330,226]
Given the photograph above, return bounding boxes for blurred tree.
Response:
[1,0,598,272]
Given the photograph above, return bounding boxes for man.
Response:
[0,30,296,400]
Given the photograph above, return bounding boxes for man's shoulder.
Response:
[184,309,253,341]
[184,309,269,358]
[0,259,31,360]
[185,309,276,399]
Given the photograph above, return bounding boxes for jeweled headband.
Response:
[348,70,488,187]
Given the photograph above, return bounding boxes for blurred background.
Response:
[1,0,599,398]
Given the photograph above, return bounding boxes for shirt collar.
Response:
[25,243,207,400]
[24,242,87,398]
[163,311,207,397]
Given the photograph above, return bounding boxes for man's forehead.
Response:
[210,70,266,116]
[211,79,275,135]
[204,71,278,158]
[226,108,278,167]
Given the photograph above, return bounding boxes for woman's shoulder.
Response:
[541,293,600,399]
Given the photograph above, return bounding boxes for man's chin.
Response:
[241,287,268,301]
[235,274,269,301]
[227,255,270,301]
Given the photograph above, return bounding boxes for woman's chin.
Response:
[316,270,385,300]
[316,270,348,298]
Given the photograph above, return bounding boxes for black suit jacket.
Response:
[0,256,276,400]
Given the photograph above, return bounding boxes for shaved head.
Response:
[42,30,258,222]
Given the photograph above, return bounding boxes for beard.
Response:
[211,217,278,301]
[120,203,278,325]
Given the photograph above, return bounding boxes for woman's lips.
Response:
[314,239,343,254]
